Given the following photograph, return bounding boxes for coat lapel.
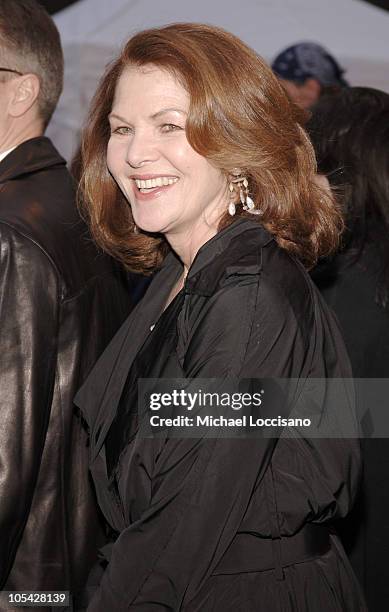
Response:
[0,137,65,184]
[74,253,182,460]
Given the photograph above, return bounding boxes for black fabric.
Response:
[38,0,80,15]
[75,219,366,611]
[363,0,389,12]
[0,137,132,601]
[211,523,331,573]
[313,244,389,612]
[105,290,185,477]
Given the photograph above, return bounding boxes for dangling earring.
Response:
[228,168,262,215]
[133,224,139,234]
[228,180,236,216]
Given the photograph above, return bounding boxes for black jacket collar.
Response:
[0,136,66,183]
[161,218,273,296]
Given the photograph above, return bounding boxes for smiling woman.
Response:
[75,23,366,612]
[106,64,227,257]
[79,23,341,275]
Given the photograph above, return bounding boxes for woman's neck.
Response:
[165,223,219,276]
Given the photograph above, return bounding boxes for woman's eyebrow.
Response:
[149,108,187,120]
[108,109,187,123]
[108,112,129,123]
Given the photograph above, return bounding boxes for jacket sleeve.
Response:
[0,223,60,586]
[87,276,302,611]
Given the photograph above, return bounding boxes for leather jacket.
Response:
[0,137,132,598]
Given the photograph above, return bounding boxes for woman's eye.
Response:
[112,126,133,135]
[160,124,182,133]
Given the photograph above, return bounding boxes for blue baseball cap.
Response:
[272,42,348,87]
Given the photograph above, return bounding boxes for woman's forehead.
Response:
[111,65,189,117]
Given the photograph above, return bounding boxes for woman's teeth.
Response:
[135,177,178,190]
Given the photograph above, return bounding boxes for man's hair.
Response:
[0,0,64,127]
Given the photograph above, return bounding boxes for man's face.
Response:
[0,64,18,149]
[280,78,321,109]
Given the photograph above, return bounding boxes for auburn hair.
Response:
[79,22,342,274]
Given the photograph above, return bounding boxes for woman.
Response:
[75,23,365,611]
[309,87,389,611]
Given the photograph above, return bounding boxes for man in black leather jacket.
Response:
[0,0,132,600]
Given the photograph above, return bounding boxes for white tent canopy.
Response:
[48,0,389,160]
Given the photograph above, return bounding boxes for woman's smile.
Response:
[131,174,179,200]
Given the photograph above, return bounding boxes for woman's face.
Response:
[107,65,228,241]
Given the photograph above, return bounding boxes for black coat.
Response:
[0,138,132,597]
[313,244,389,611]
[76,219,365,611]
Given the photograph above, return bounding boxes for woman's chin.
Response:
[135,220,168,236]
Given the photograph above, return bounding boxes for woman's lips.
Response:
[132,177,178,201]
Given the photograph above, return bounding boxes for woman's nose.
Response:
[125,132,158,168]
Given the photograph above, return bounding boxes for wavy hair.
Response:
[308,87,389,308]
[79,23,341,273]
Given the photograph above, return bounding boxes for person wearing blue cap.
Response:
[272,42,348,109]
